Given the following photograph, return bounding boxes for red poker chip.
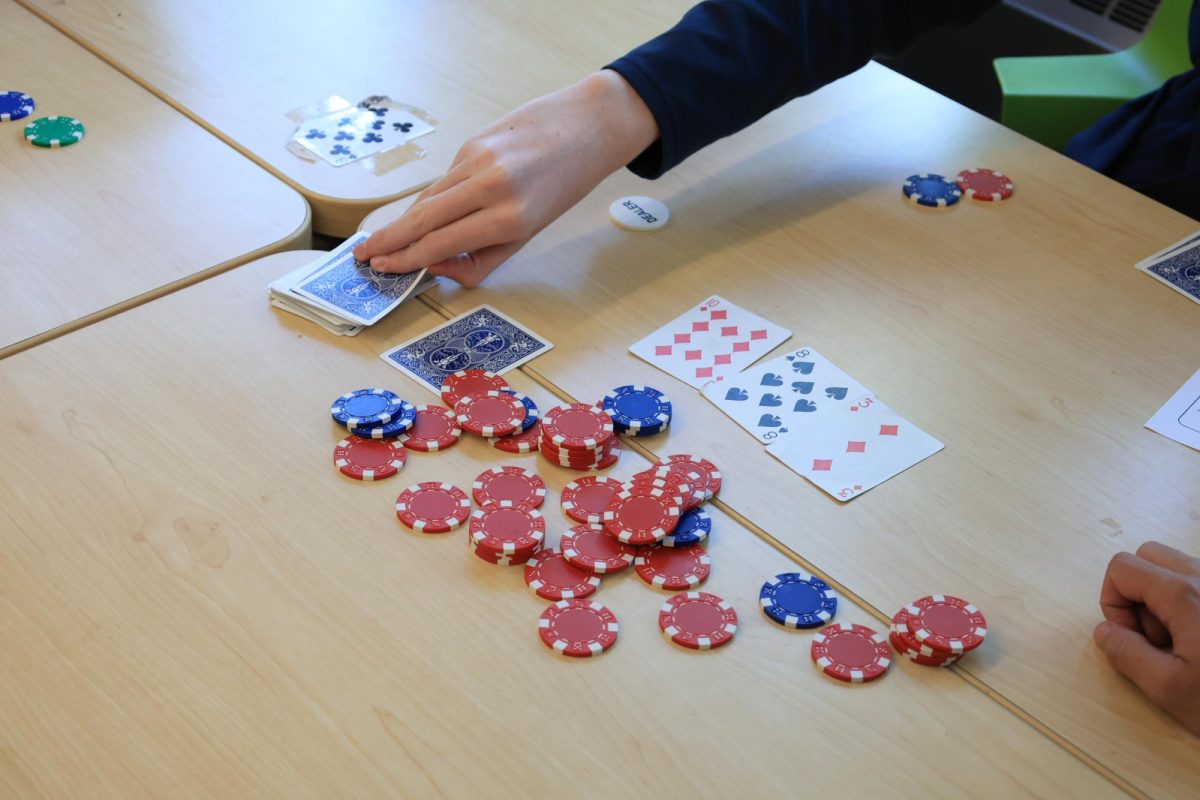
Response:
[652,455,722,500]
[889,627,959,667]
[541,439,621,471]
[395,482,471,533]
[901,595,987,655]
[629,473,698,511]
[540,403,614,450]
[455,390,526,437]
[560,524,636,574]
[472,465,546,508]
[488,420,542,454]
[333,436,406,481]
[524,548,601,600]
[474,539,540,565]
[469,504,545,554]
[811,623,892,683]
[560,476,624,525]
[635,545,711,590]
[956,167,1014,202]
[440,369,508,407]
[399,404,462,452]
[658,592,738,650]
[603,484,682,545]
[538,599,619,657]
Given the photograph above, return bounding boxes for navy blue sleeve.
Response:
[607,0,1000,178]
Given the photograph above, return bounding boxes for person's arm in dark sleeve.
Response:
[607,0,1000,178]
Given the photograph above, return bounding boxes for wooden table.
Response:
[362,63,1200,798]
[17,0,695,236]
[0,250,1129,799]
[0,0,310,360]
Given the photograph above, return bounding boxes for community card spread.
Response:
[629,296,791,389]
[703,346,873,443]
[767,395,943,502]
[1136,238,1200,305]
[380,305,553,394]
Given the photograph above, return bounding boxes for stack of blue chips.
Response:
[601,384,671,437]
[330,388,417,438]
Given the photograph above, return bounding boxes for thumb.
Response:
[1094,621,1182,706]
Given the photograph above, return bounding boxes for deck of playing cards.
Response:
[268,233,436,336]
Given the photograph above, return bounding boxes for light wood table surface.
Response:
[16,0,694,236]
[363,62,1200,798]
[0,250,1130,799]
[0,0,310,360]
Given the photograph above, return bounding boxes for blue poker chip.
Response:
[349,401,416,438]
[759,572,837,629]
[501,389,539,431]
[0,91,35,122]
[614,419,669,437]
[330,388,407,428]
[602,385,672,432]
[662,507,711,548]
[902,173,962,208]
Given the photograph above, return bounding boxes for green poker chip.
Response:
[24,115,85,148]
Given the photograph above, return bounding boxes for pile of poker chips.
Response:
[1,89,87,149]
[889,594,988,667]
[329,388,417,480]
[902,167,1014,208]
[538,402,620,470]
[601,384,672,436]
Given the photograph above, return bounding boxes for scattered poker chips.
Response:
[440,369,507,407]
[560,476,624,525]
[895,594,987,657]
[632,470,701,511]
[603,484,682,546]
[538,599,619,657]
[331,388,409,428]
[399,404,462,451]
[455,390,526,437]
[652,455,722,501]
[759,572,838,629]
[24,115,84,148]
[0,91,35,122]
[524,548,600,600]
[635,545,711,590]
[658,592,737,650]
[560,523,636,574]
[472,465,546,509]
[488,419,542,454]
[333,436,407,481]
[470,504,546,558]
[395,482,471,533]
[662,507,711,548]
[601,385,671,435]
[956,167,1014,202]
[501,389,539,431]
[902,173,962,208]
[811,623,891,684]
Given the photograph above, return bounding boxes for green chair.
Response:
[994,0,1194,151]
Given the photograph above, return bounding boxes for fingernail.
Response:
[1094,621,1111,643]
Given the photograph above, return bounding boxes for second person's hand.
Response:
[354,69,659,287]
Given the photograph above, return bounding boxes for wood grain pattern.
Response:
[363,63,1200,798]
[0,1,311,358]
[0,251,1127,799]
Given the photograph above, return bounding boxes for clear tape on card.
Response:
[284,94,438,175]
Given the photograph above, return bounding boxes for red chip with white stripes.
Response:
[560,476,624,524]
[811,623,892,683]
[333,436,406,481]
[472,465,546,508]
[440,369,508,407]
[538,599,619,657]
[540,403,614,450]
[524,548,601,600]
[469,504,546,554]
[635,545,711,590]
[652,454,722,500]
[395,482,471,533]
[658,592,738,650]
[603,484,682,545]
[560,524,636,574]
[455,390,526,437]
[399,404,462,452]
[488,420,543,454]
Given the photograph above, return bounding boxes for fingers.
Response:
[1094,621,1186,707]
[427,240,528,288]
[357,186,488,271]
[1137,540,1200,579]
[1137,605,1173,649]
[371,205,524,275]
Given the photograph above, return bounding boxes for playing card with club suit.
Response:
[703,346,873,444]
[628,296,791,389]
[379,305,553,395]
[767,394,943,501]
